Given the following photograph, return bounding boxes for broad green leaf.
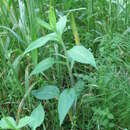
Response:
[24,33,57,54]
[37,18,51,30]
[58,88,76,126]
[0,117,16,129]
[17,116,31,128]
[67,45,97,68]
[32,85,60,100]
[31,57,54,75]
[56,16,67,35]
[29,104,45,130]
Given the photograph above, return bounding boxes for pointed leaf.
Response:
[58,88,76,125]
[17,116,31,128]
[37,18,51,30]
[49,6,56,30]
[0,26,23,43]
[24,33,57,54]
[29,104,45,130]
[32,85,60,100]
[0,117,16,129]
[31,57,54,75]
[56,16,67,35]
[67,45,97,68]
[70,13,80,45]
[12,54,24,68]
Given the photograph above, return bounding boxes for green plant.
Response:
[27,6,96,127]
[0,0,129,130]
[0,104,44,130]
[0,5,97,130]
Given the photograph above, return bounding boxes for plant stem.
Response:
[109,0,112,37]
[16,83,36,125]
[58,35,74,87]
[125,0,128,28]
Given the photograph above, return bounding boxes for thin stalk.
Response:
[125,0,128,28]
[87,0,93,31]
[54,44,61,85]
[109,0,112,37]
[117,0,119,31]
[16,83,36,125]
[58,35,74,87]
[25,65,31,109]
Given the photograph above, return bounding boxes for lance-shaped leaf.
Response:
[32,85,60,100]
[17,116,31,128]
[58,88,76,126]
[37,18,51,30]
[70,13,80,45]
[0,117,16,129]
[0,116,31,129]
[56,16,67,35]
[24,33,57,54]
[29,104,45,130]
[31,57,54,75]
[67,45,97,69]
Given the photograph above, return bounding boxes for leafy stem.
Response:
[57,33,74,87]
[56,32,76,129]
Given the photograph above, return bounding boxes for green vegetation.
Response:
[0,0,130,130]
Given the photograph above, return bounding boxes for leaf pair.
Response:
[32,82,84,126]
[29,45,97,77]
[0,116,30,129]
[32,85,76,126]
[0,104,45,130]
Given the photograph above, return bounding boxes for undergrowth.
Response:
[0,0,130,130]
